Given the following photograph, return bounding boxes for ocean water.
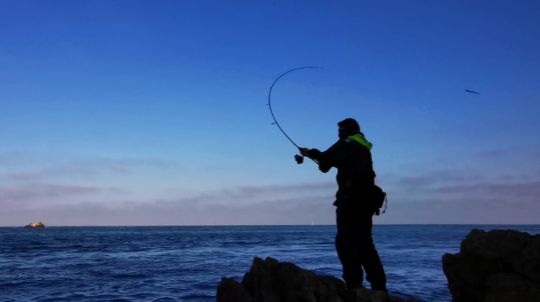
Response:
[1,225,539,302]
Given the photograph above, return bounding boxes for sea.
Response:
[1,225,539,302]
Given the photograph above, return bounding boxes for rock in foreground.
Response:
[25,221,45,228]
[443,229,540,302]
[217,257,417,302]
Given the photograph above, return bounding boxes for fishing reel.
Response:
[294,154,304,164]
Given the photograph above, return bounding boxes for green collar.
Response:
[347,133,373,150]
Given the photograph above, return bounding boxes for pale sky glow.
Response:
[1,1,539,225]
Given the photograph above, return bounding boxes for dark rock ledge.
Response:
[217,229,540,302]
[217,257,418,302]
[443,229,540,302]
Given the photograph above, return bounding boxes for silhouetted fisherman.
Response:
[299,118,387,292]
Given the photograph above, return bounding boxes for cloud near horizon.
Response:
[376,168,540,224]
[1,149,539,226]
[0,182,336,226]
[0,154,181,182]
[1,166,539,225]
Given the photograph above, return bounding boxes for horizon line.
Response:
[3,223,540,228]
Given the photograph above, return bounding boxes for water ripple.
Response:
[1,225,538,301]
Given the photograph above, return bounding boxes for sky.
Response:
[1,0,539,226]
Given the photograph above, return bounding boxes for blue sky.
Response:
[1,0,539,225]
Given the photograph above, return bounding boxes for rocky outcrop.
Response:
[443,229,540,302]
[25,221,45,228]
[217,257,417,302]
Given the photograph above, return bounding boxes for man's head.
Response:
[338,118,360,139]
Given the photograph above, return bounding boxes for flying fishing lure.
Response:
[267,66,322,163]
[465,89,480,95]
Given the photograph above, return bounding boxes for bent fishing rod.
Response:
[267,66,322,164]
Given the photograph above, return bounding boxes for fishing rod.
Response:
[267,66,322,164]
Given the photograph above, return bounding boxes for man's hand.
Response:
[298,147,311,156]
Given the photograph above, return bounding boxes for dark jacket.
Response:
[307,132,375,207]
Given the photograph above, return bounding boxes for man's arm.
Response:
[299,142,341,173]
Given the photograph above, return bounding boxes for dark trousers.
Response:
[335,206,387,291]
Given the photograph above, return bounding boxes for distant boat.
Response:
[25,221,45,228]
